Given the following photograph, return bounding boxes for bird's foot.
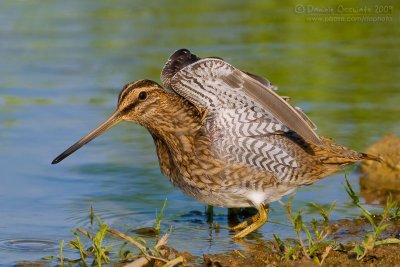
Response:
[231,204,269,239]
[230,213,260,231]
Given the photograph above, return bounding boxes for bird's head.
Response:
[116,79,167,123]
[52,79,168,164]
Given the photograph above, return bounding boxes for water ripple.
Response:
[0,238,59,252]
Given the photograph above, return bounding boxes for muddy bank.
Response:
[177,217,400,267]
[201,243,400,267]
[361,135,400,205]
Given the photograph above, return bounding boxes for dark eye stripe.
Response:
[118,83,135,104]
[120,101,138,114]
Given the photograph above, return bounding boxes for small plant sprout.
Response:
[59,240,64,266]
[90,204,94,226]
[343,176,372,217]
[92,218,111,266]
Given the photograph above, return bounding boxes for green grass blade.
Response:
[59,240,64,266]
[155,198,168,232]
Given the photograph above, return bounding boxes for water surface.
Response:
[0,0,399,265]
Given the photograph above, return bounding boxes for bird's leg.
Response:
[231,204,269,239]
[206,205,214,223]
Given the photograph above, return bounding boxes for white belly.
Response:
[192,184,297,208]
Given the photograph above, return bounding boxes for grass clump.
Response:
[343,177,400,260]
[45,202,183,267]
[272,176,400,264]
[273,196,335,265]
[45,217,113,266]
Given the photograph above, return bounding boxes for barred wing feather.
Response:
[169,58,320,179]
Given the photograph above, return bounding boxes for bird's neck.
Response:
[144,95,204,155]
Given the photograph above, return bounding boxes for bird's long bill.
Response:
[51,111,122,164]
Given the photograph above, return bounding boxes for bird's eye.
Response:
[138,91,147,100]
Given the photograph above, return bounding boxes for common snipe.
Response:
[52,49,377,238]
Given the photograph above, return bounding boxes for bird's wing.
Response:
[170,58,321,145]
[209,106,299,180]
[169,58,321,180]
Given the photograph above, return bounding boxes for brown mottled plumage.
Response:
[52,49,378,239]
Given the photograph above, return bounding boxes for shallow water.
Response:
[0,0,399,265]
